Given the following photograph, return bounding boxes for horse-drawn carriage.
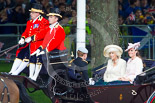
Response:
[1,49,155,103]
[0,49,93,103]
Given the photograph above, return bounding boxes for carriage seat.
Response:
[48,49,68,64]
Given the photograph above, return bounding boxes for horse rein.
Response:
[0,78,10,103]
[0,44,20,57]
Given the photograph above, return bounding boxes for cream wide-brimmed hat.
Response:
[103,45,123,58]
[125,42,140,52]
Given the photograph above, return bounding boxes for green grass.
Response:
[0,61,51,103]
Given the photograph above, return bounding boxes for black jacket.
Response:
[72,57,89,81]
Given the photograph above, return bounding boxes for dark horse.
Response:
[0,76,34,103]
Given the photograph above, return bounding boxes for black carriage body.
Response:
[87,84,155,103]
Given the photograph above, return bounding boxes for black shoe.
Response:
[1,72,10,75]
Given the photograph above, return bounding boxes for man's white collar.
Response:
[49,22,58,33]
[33,15,41,23]
[49,22,58,28]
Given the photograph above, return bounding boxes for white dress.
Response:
[104,58,126,82]
[124,57,143,82]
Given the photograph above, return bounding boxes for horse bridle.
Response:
[0,78,10,103]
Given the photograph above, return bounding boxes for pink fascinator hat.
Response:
[125,42,140,52]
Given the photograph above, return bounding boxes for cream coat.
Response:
[104,58,126,82]
[124,57,143,82]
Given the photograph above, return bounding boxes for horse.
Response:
[0,76,34,103]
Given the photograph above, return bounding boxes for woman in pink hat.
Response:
[119,42,143,83]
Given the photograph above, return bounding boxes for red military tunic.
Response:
[21,16,49,54]
[40,23,66,52]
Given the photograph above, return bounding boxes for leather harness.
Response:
[0,78,10,103]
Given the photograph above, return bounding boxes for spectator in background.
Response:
[68,9,76,34]
[4,0,15,8]
[0,9,8,23]
[65,4,72,17]
[59,3,66,17]
[60,13,71,35]
[148,0,155,17]
[0,0,15,17]
[59,0,66,4]
[86,11,91,35]
[12,4,26,24]
[124,0,141,18]
[41,0,53,14]
[15,0,25,5]
[0,8,14,34]
[66,0,72,5]
[143,12,155,24]
[140,0,150,14]
[118,15,125,25]
[119,1,125,18]
[135,9,144,24]
[150,0,155,8]
[53,0,59,8]
[71,0,76,10]
[0,0,5,11]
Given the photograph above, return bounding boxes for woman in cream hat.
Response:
[119,42,143,83]
[95,45,126,85]
[103,45,126,84]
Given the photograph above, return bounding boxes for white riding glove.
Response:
[31,49,40,56]
[89,78,95,85]
[37,51,45,56]
[25,37,32,43]
[18,38,25,45]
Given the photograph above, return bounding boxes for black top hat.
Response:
[29,3,44,14]
[47,8,62,18]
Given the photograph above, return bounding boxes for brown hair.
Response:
[136,50,146,68]
[136,50,141,59]
[77,50,85,57]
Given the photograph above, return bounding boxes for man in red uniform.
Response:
[10,3,49,77]
[31,8,67,81]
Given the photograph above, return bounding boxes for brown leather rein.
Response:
[0,44,19,57]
